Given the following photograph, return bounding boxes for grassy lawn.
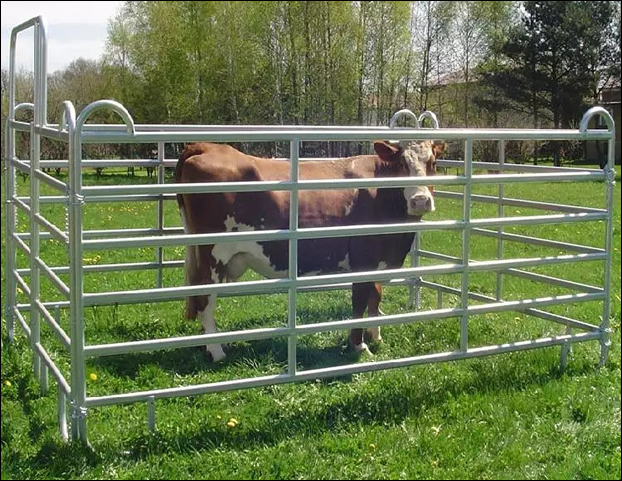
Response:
[1,162,620,480]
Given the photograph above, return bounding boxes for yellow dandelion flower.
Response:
[89,373,97,381]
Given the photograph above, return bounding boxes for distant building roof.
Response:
[428,70,480,87]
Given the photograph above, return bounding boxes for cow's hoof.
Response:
[207,345,227,363]
[366,327,382,343]
[354,342,373,357]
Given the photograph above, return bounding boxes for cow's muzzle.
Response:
[408,193,434,216]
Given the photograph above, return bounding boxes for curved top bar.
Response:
[36,16,49,126]
[390,109,421,129]
[418,111,439,129]
[579,106,615,134]
[13,102,35,117]
[59,101,77,132]
[9,16,48,125]
[75,100,136,136]
[9,15,45,38]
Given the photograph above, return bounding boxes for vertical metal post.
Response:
[29,122,42,381]
[59,389,68,441]
[288,139,300,376]
[599,133,615,368]
[560,326,571,372]
[6,16,48,345]
[41,363,49,395]
[496,140,505,301]
[69,117,87,444]
[409,234,422,310]
[156,142,165,289]
[4,74,17,344]
[147,395,156,432]
[460,139,473,352]
[35,19,48,126]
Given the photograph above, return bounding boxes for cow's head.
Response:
[373,140,445,217]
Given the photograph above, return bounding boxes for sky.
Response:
[1,1,123,73]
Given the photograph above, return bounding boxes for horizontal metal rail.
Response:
[82,290,599,368]
[472,228,604,254]
[12,232,31,256]
[34,257,70,298]
[17,301,70,310]
[435,190,605,214]
[436,159,604,174]
[13,195,31,216]
[79,213,606,251]
[468,253,606,272]
[85,331,602,408]
[419,250,462,263]
[81,220,465,250]
[19,260,184,276]
[81,175,466,197]
[83,263,466,307]
[419,280,599,332]
[35,300,71,349]
[468,212,606,228]
[34,214,68,244]
[417,252,604,293]
[33,342,71,394]
[58,127,618,144]
[19,157,605,174]
[12,157,32,174]
[33,168,67,192]
[15,271,32,297]
[84,307,463,358]
[80,252,604,307]
[16,227,183,241]
[503,268,603,293]
[524,308,599,331]
[80,171,603,198]
[13,306,31,337]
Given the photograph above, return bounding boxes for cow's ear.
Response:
[431,141,446,159]
[373,141,402,161]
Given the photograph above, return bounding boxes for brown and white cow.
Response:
[175,139,444,362]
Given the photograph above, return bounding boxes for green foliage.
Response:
[482,1,619,130]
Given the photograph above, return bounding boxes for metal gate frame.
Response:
[3,16,617,445]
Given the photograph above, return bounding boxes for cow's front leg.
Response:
[366,282,383,343]
[200,294,226,362]
[350,282,373,356]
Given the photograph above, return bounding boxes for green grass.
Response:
[2,164,620,480]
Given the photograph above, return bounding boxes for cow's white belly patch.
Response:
[212,215,288,280]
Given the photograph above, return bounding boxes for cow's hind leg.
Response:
[184,242,226,362]
[349,282,373,356]
[366,282,383,343]
[199,294,226,362]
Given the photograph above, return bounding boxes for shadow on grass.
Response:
[34,353,601,477]
[91,303,359,378]
[2,335,608,479]
[116,351,603,460]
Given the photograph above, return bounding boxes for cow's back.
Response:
[176,142,414,274]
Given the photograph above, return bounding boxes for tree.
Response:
[480,1,618,164]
